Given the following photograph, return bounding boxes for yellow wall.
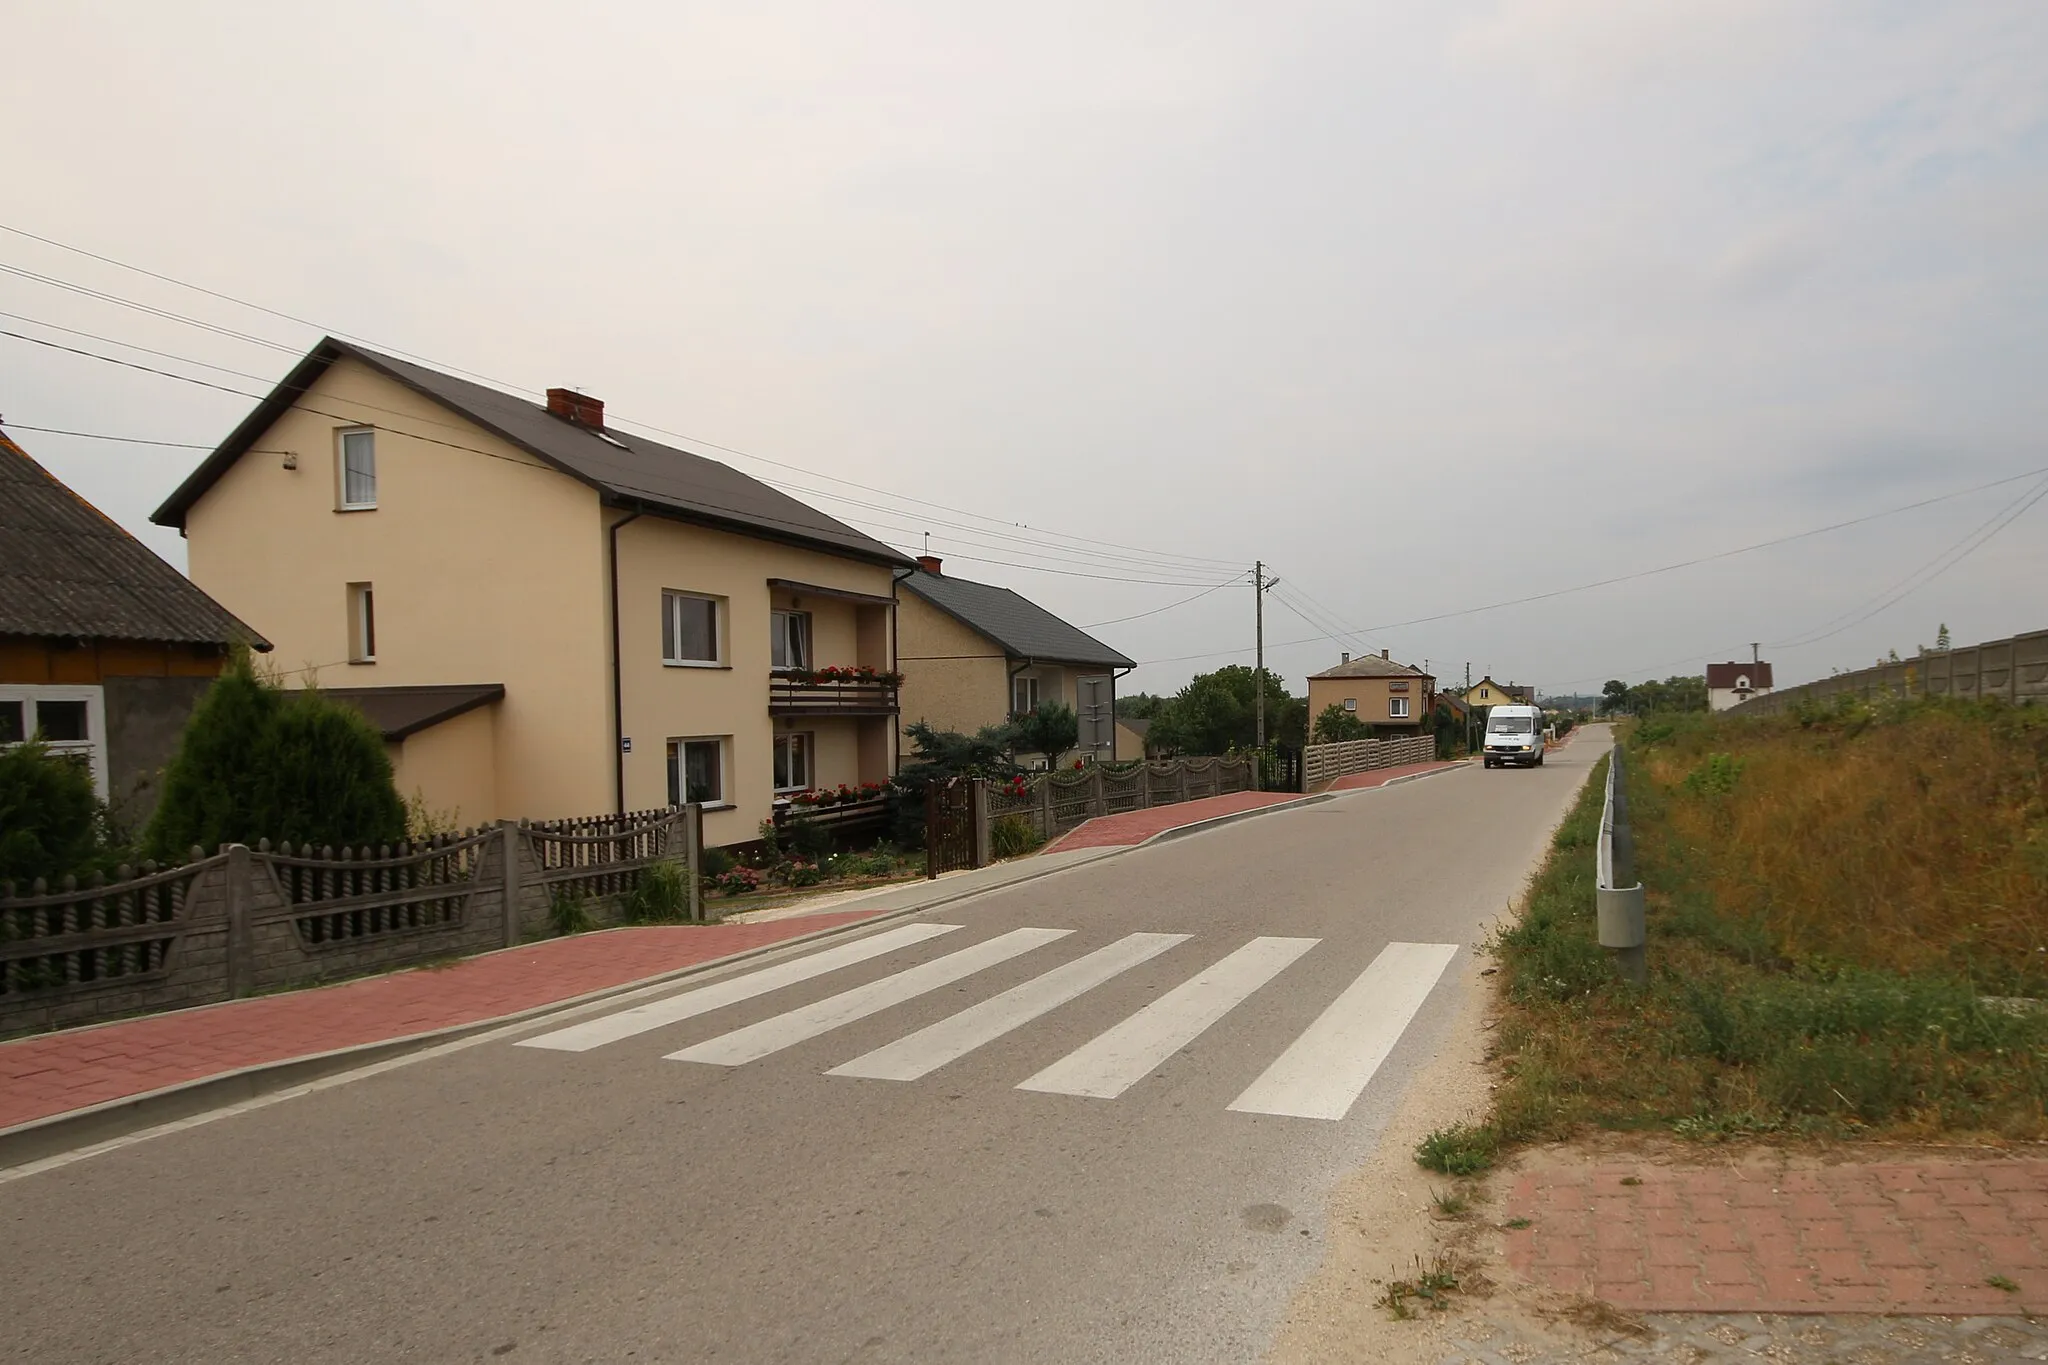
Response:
[1114,720,1151,761]
[612,515,897,845]
[1307,674,1431,729]
[392,702,499,832]
[183,355,612,821]
[1467,680,1522,707]
[896,592,1008,742]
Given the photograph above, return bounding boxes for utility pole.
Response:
[1253,562,1275,748]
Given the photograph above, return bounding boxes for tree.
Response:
[1937,623,1952,651]
[1117,692,1166,721]
[891,719,1021,846]
[145,652,406,860]
[1147,666,1304,756]
[1311,703,1369,744]
[1010,701,1080,768]
[0,740,118,885]
[1600,679,1630,716]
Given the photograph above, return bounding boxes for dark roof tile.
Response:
[902,571,1134,669]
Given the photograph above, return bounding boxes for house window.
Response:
[667,737,726,806]
[338,428,377,509]
[1389,697,1410,719]
[771,610,811,671]
[348,582,376,662]
[662,591,722,665]
[0,686,108,795]
[1012,675,1040,715]
[773,732,812,792]
[1343,698,1357,712]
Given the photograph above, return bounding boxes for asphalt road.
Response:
[4,731,1609,1364]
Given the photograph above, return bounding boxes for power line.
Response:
[1080,575,1249,628]
[877,542,1224,586]
[0,421,285,453]
[0,223,1246,571]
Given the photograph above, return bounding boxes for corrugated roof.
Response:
[902,570,1135,669]
[151,339,912,567]
[0,429,266,648]
[1309,654,1431,680]
[323,683,505,741]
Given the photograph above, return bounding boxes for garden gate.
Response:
[924,777,979,878]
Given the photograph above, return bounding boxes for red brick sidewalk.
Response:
[0,911,880,1131]
[1043,791,1304,853]
[1326,759,1463,792]
[1503,1156,2048,1314]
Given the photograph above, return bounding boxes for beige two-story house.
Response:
[152,338,913,846]
[896,558,1135,762]
[1306,651,1435,733]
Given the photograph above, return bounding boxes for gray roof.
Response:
[0,429,266,648]
[323,683,505,741]
[1309,654,1432,680]
[151,339,911,567]
[902,570,1134,669]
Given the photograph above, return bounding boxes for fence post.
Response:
[685,803,705,922]
[1090,765,1107,819]
[1137,764,1152,809]
[1177,762,1190,804]
[970,779,992,868]
[1038,772,1055,836]
[499,820,522,947]
[225,844,254,998]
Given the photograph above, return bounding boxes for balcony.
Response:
[768,667,902,717]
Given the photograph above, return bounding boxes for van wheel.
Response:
[1536,751,1545,767]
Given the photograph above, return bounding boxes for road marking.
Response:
[1016,935,1320,1100]
[667,927,1072,1066]
[515,923,964,1052]
[1226,941,1459,1121]
[828,932,1190,1081]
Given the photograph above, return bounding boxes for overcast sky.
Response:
[4,1,2044,699]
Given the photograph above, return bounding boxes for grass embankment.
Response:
[1423,698,2048,1171]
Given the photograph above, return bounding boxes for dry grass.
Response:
[1464,698,2048,1157]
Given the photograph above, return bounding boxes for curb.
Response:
[1136,793,1335,847]
[0,846,1121,1171]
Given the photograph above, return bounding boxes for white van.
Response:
[1482,704,1546,768]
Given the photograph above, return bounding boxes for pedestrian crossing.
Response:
[516,925,1462,1121]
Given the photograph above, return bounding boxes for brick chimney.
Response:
[546,387,605,429]
[1341,652,1350,664]
[1381,648,1390,660]
[916,555,943,574]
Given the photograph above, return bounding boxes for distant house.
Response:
[152,337,913,842]
[896,557,1135,762]
[1114,715,1154,761]
[1306,651,1435,732]
[1706,660,1774,711]
[1,426,265,823]
[1466,676,1531,708]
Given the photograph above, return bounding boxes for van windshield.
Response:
[1488,716,1536,734]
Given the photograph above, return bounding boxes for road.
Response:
[4,732,1607,1364]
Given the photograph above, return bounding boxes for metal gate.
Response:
[925,777,976,878]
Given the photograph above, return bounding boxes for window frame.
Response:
[1388,696,1410,719]
[0,684,109,796]
[661,590,725,668]
[1012,675,1040,716]
[337,427,378,511]
[666,735,730,808]
[1342,697,1357,712]
[770,609,812,673]
[773,731,813,793]
[347,582,377,663]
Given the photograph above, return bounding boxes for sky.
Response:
[3,1,2045,701]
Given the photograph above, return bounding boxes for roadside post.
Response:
[1596,748,1647,985]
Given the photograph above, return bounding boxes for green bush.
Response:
[623,860,691,923]
[782,814,833,861]
[990,815,1042,860]
[700,846,735,879]
[548,891,595,936]
[1312,703,1369,744]
[145,652,404,860]
[0,740,118,885]
[1415,1123,1499,1176]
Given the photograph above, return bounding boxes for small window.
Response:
[37,699,89,741]
[667,737,726,806]
[1343,698,1357,712]
[0,700,23,744]
[1389,697,1410,719]
[338,428,377,509]
[348,582,376,662]
[773,732,812,792]
[1012,675,1039,715]
[771,611,811,671]
[662,591,722,665]
[0,687,107,795]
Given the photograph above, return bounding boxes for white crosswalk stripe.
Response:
[667,927,1073,1067]
[515,922,964,1053]
[1016,935,1319,1100]
[1226,941,1459,1121]
[829,932,1190,1082]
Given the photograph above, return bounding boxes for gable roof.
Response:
[150,338,912,567]
[1706,661,1773,689]
[0,429,267,649]
[1309,654,1432,681]
[323,683,505,741]
[901,570,1135,669]
[1468,676,1530,701]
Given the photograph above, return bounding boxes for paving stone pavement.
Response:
[1438,1311,2048,1363]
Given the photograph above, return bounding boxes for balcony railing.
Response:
[768,668,902,716]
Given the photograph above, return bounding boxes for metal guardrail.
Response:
[1596,746,1647,984]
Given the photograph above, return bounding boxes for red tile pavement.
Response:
[0,911,881,1131]
[1503,1157,2048,1314]
[1326,759,1463,792]
[1042,791,1305,853]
